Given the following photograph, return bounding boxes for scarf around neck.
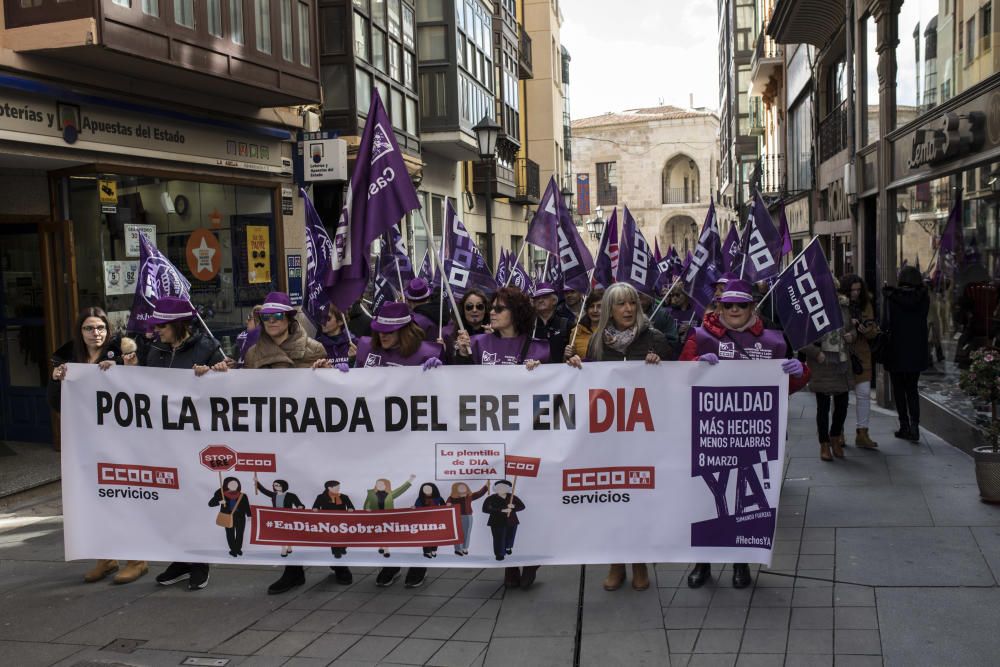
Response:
[603,325,638,354]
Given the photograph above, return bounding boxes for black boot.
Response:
[267,565,305,595]
[905,423,921,442]
[732,563,752,589]
[329,566,352,585]
[687,563,711,588]
[894,420,910,439]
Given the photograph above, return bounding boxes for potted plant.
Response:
[959,347,1000,502]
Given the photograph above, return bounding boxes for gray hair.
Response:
[586,283,650,360]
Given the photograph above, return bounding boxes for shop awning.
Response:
[767,0,844,48]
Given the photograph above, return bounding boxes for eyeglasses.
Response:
[123,351,137,360]
[721,302,751,311]
[491,304,508,313]
[464,303,486,312]
[259,313,286,322]
[82,325,107,333]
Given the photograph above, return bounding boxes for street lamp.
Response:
[586,206,605,240]
[473,114,502,270]
[896,203,908,269]
[561,184,574,212]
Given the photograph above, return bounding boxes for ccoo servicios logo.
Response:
[561,466,656,505]
[96,462,179,502]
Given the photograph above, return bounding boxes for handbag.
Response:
[215,492,242,529]
[850,352,864,375]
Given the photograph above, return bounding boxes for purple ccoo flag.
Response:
[379,224,415,294]
[682,202,723,315]
[302,187,341,325]
[495,247,510,286]
[371,250,396,315]
[418,248,433,282]
[722,224,742,273]
[526,177,562,254]
[506,249,534,293]
[741,192,783,283]
[593,208,619,289]
[443,200,498,297]
[555,190,595,294]
[325,89,420,310]
[772,240,844,349]
[615,207,660,296]
[128,232,192,333]
[937,193,963,275]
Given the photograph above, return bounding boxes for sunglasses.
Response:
[260,313,286,322]
[491,304,508,313]
[722,302,751,311]
[82,324,107,333]
[464,303,486,311]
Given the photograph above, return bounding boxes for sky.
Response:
[560,0,721,120]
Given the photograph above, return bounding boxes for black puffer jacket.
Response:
[46,337,123,412]
[882,284,931,373]
[146,332,225,369]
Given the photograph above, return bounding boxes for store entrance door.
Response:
[0,224,51,443]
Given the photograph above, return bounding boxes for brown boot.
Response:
[631,564,650,591]
[603,564,626,591]
[113,560,148,584]
[831,435,845,458]
[855,428,878,449]
[820,441,833,461]
[83,559,119,583]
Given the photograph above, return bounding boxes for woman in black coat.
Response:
[209,477,252,557]
[256,479,305,557]
[882,266,930,442]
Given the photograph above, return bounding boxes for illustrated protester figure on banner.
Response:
[482,480,526,562]
[447,482,490,556]
[365,474,418,587]
[208,477,251,558]
[414,483,447,558]
[255,479,306,557]
[312,481,355,561]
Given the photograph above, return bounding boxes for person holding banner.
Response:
[315,304,357,366]
[531,283,574,363]
[565,289,604,360]
[841,275,880,449]
[147,298,228,592]
[404,278,444,341]
[558,287,583,324]
[564,283,671,593]
[455,287,550,368]
[680,279,809,589]
[353,302,444,368]
[440,289,492,362]
[882,267,931,442]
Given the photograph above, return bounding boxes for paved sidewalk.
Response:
[2,393,1000,666]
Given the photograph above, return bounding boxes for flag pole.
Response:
[341,312,353,344]
[757,235,819,306]
[438,197,447,335]
[393,236,406,302]
[506,241,530,287]
[416,207,465,333]
[567,269,596,350]
[649,275,682,320]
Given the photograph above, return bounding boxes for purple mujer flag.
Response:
[302,187,340,325]
[773,240,844,349]
[325,89,420,309]
[526,176,562,254]
[443,200,497,297]
[593,208,619,289]
[128,232,192,333]
[741,192,783,283]
[615,207,660,296]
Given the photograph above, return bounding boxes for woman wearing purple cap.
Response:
[240,292,343,596]
[565,283,671,593]
[680,279,810,590]
[404,277,445,341]
[354,302,444,368]
[146,297,228,592]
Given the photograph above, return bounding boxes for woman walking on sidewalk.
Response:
[883,267,931,442]
[566,282,673,592]
[841,275,879,448]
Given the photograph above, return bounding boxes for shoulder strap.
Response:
[722,331,753,360]
[518,334,534,364]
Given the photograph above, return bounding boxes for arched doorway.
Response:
[662,154,701,205]
[662,215,698,254]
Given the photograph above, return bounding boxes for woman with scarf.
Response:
[566,283,673,592]
[242,292,345,596]
[208,477,252,557]
[454,286,547,589]
[312,481,355,561]
[315,303,357,366]
[680,279,810,590]
[447,482,490,556]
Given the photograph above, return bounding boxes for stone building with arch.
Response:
[570,106,731,258]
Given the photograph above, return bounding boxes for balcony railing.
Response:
[663,188,702,205]
[754,30,780,63]
[759,154,786,195]
[511,157,540,204]
[519,26,533,79]
[819,101,849,162]
[472,159,517,199]
[748,97,765,136]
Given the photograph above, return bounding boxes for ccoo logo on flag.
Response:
[370,123,395,164]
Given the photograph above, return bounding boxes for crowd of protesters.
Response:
[48,264,927,595]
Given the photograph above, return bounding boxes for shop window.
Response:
[174,0,193,28]
[230,0,244,44]
[256,0,272,54]
[67,176,277,343]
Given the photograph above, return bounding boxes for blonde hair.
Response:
[120,337,137,355]
[450,482,470,497]
[375,478,393,493]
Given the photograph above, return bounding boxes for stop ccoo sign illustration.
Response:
[200,445,237,471]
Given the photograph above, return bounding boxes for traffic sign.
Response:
[199,445,237,471]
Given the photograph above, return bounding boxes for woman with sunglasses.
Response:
[679,279,810,590]
[315,303,357,366]
[454,287,546,589]
[144,298,228,592]
[565,283,671,593]
[441,289,491,361]
[48,307,130,585]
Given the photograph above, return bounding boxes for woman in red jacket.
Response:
[679,279,810,590]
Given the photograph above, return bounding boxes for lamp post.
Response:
[586,206,605,241]
[473,114,502,270]
[896,203,908,270]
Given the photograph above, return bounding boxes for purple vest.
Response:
[412,312,440,342]
[316,331,352,366]
[471,333,550,365]
[667,305,695,324]
[354,337,443,367]
[693,326,787,360]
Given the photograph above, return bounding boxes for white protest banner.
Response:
[61,362,789,567]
